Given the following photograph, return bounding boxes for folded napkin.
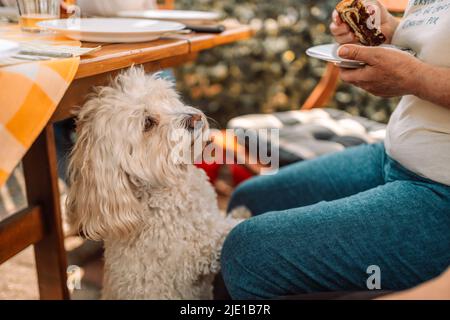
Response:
[0,42,100,66]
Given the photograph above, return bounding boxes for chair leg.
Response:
[212,130,267,176]
[22,125,69,300]
[301,62,340,110]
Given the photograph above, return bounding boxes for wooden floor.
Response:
[0,247,38,300]
[0,244,101,300]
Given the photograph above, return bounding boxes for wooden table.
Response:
[0,24,253,300]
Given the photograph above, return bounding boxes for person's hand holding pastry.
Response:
[330,0,399,45]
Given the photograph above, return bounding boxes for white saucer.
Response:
[306,43,417,69]
[0,39,20,60]
[306,44,365,69]
[38,18,186,43]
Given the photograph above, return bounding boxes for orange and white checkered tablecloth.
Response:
[0,25,80,186]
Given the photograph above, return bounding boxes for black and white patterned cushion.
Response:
[228,108,386,166]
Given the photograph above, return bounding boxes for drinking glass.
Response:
[16,0,60,32]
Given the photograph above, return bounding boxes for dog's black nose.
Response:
[188,114,203,129]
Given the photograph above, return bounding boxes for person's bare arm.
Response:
[413,63,450,109]
[379,267,450,300]
[337,45,450,110]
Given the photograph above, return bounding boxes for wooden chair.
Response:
[216,0,409,176]
[158,0,174,10]
[0,0,175,300]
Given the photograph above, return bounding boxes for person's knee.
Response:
[221,220,249,279]
[221,219,261,299]
[222,212,324,299]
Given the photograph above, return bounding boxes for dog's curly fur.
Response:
[66,67,246,299]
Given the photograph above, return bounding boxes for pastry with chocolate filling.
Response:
[336,0,386,46]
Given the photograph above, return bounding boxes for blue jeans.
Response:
[221,143,450,299]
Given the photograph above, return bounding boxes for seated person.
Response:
[221,0,450,299]
[76,0,156,16]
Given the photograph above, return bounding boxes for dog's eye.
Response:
[143,116,157,132]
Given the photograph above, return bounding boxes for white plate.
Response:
[0,39,20,60]
[306,43,417,69]
[117,10,221,24]
[37,18,186,43]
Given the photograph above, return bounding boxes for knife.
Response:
[185,24,225,34]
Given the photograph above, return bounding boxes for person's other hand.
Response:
[338,44,423,98]
[330,1,399,45]
[330,10,358,44]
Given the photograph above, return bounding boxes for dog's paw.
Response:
[229,206,252,220]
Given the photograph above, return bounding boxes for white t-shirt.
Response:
[385,0,450,185]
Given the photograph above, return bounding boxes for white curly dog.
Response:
[66,67,246,299]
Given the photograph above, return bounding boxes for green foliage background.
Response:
[174,0,399,127]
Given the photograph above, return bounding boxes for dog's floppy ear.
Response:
[66,113,143,241]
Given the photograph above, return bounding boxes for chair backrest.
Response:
[158,0,174,10]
